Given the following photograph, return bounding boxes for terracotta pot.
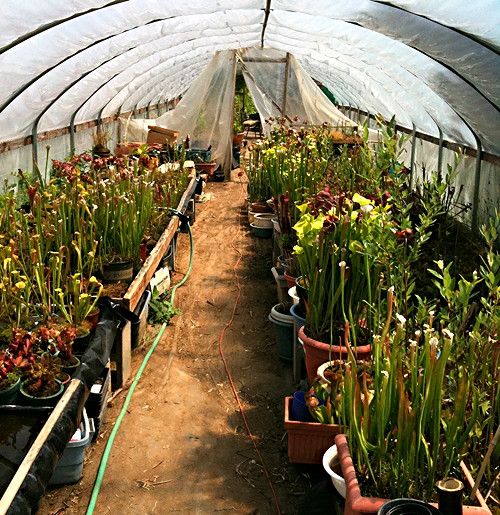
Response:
[284,396,341,464]
[194,162,216,175]
[250,202,272,213]
[335,434,492,515]
[283,270,297,289]
[85,308,100,331]
[298,326,371,383]
[232,132,245,146]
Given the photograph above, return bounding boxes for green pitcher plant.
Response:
[293,190,392,345]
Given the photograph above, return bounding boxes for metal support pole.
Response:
[471,137,483,231]
[437,126,444,180]
[410,123,417,189]
[69,116,76,156]
[348,106,352,120]
[116,106,122,144]
[97,106,105,126]
[282,53,291,117]
[31,123,39,171]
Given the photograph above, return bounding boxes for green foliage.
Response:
[233,75,256,134]
[147,287,181,325]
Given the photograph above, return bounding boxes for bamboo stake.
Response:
[470,425,500,500]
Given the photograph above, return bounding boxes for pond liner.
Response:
[3,300,129,515]
[4,383,86,515]
[72,297,127,389]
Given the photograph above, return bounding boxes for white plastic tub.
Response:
[322,444,346,498]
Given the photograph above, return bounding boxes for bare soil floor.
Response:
[36,170,327,515]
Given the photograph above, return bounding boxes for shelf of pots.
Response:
[77,149,196,312]
[0,149,195,388]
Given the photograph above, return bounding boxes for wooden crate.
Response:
[146,126,179,146]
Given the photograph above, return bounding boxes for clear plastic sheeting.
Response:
[375,0,500,51]
[154,50,237,176]
[239,48,353,135]
[0,0,498,161]
[265,5,500,152]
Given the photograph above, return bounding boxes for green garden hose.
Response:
[86,221,194,515]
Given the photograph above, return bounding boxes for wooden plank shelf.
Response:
[110,175,197,387]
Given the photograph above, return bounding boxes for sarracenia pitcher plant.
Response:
[293,189,392,344]
[341,284,498,502]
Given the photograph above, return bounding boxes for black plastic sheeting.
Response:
[5,299,130,515]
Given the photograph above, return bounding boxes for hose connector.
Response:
[169,208,190,230]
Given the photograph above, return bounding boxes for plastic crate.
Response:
[85,367,111,440]
[49,409,94,485]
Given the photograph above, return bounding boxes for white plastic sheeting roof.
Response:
[1,0,499,155]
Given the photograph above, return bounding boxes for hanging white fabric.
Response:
[154,50,237,176]
[239,47,354,136]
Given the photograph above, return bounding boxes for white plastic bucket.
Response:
[254,213,275,228]
[322,444,346,498]
[288,286,299,305]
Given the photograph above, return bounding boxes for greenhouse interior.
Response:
[0,2,499,514]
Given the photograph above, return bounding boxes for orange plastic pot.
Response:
[298,326,371,383]
[284,397,340,464]
[283,271,297,289]
[335,434,492,515]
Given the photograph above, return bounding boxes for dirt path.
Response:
[37,171,318,515]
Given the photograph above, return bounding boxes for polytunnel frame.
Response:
[1,5,496,146]
[0,2,496,232]
[2,2,496,137]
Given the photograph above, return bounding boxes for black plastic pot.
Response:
[102,258,134,283]
[378,499,442,515]
[295,276,308,312]
[195,176,203,195]
[73,330,92,355]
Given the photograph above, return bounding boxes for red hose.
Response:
[217,175,282,514]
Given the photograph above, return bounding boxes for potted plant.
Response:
[0,353,21,404]
[20,355,64,406]
[36,324,80,372]
[91,126,111,157]
[333,268,498,514]
[293,190,388,380]
[284,394,341,465]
